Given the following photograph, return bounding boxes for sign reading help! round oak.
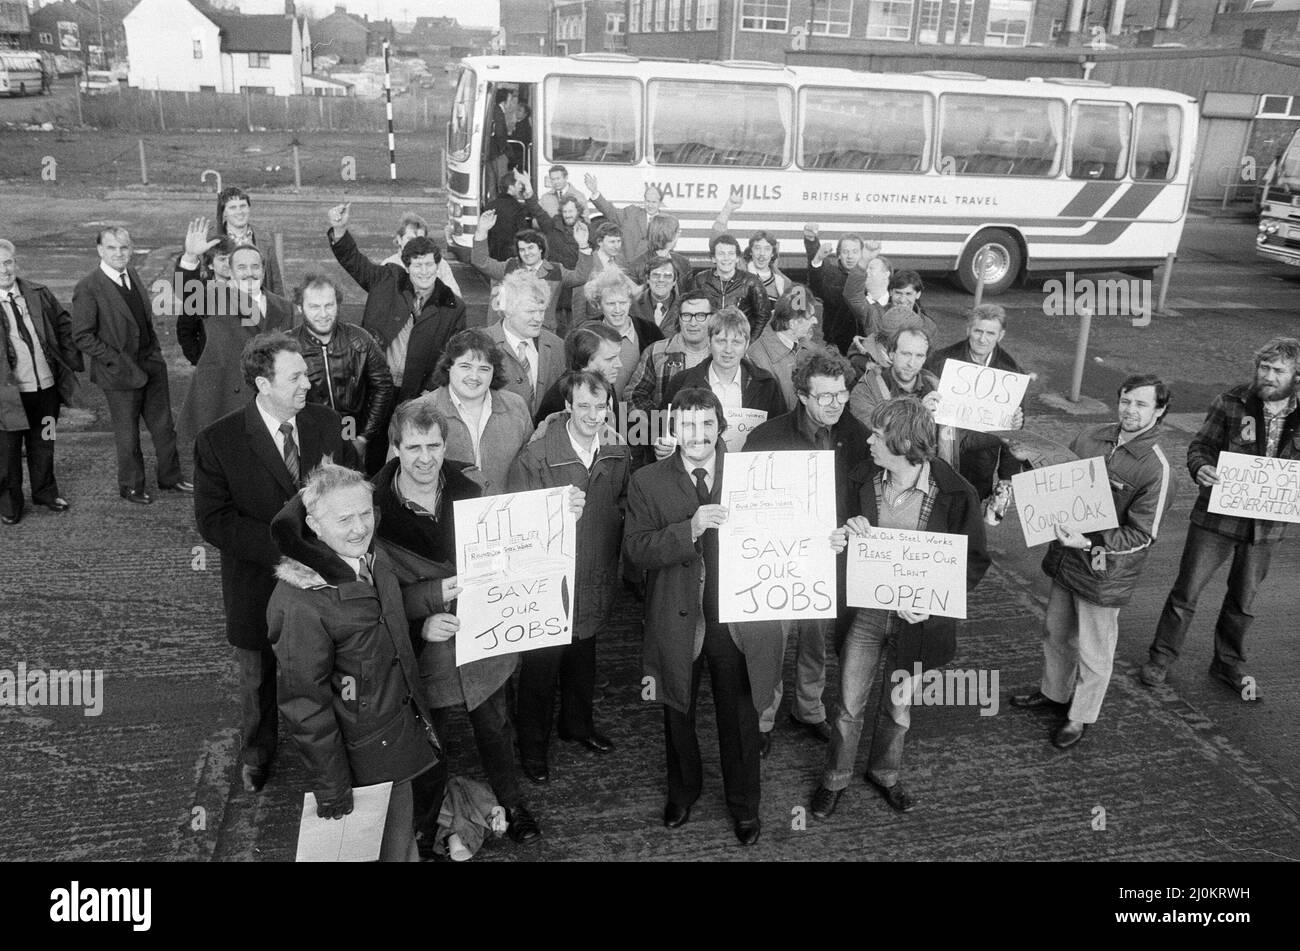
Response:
[718,450,838,623]
[846,527,969,619]
[1010,456,1119,547]
[453,487,577,667]
[1208,451,1300,524]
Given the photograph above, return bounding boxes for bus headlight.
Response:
[448,200,462,219]
[1259,221,1280,235]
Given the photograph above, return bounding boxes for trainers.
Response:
[984,480,1013,526]
[810,786,843,820]
[1139,661,1167,687]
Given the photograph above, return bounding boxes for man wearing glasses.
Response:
[742,348,869,757]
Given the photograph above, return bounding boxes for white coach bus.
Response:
[444,54,1196,294]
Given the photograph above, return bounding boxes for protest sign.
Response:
[1011,456,1118,547]
[932,359,1031,433]
[846,527,969,619]
[1208,451,1300,524]
[453,487,576,666]
[718,450,837,622]
[721,407,768,452]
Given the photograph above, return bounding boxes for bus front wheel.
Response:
[956,229,1022,296]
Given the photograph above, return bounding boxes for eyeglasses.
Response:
[805,391,850,407]
[678,311,711,323]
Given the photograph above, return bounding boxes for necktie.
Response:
[516,341,534,399]
[4,293,37,366]
[119,273,129,291]
[357,555,374,586]
[279,421,300,484]
[815,426,833,452]
[693,467,710,506]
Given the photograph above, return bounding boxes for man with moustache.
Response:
[194,332,355,793]
[1140,338,1300,700]
[72,226,190,504]
[584,174,661,264]
[292,274,393,474]
[623,388,770,846]
[1011,375,1175,749]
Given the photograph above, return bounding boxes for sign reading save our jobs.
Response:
[453,487,577,666]
[1208,451,1300,524]
[932,359,1031,433]
[1011,456,1119,547]
[718,450,837,623]
[846,527,969,619]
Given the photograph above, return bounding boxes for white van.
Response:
[0,51,44,97]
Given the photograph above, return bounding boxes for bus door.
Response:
[482,82,536,201]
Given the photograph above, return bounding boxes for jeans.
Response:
[1149,523,1277,674]
[101,356,183,491]
[759,618,827,731]
[516,635,597,764]
[235,646,277,767]
[823,609,912,792]
[0,386,60,517]
[663,621,761,822]
[429,682,523,810]
[1040,582,1121,724]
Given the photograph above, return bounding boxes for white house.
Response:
[125,0,312,95]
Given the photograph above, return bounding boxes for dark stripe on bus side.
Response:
[1101,182,1167,221]
[1057,182,1122,218]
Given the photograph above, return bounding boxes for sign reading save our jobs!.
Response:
[1010,456,1119,547]
[718,450,837,623]
[932,359,1031,433]
[453,487,577,666]
[846,527,969,619]
[1208,451,1300,524]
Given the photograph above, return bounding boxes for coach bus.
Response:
[444,54,1196,295]
[0,51,44,98]
[1257,127,1300,270]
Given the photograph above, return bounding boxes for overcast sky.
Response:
[228,0,501,29]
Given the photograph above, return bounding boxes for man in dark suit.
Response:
[72,227,190,504]
[483,270,565,419]
[0,239,84,524]
[194,332,355,793]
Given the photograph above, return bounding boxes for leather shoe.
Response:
[1139,661,1168,687]
[1,512,20,526]
[558,728,613,754]
[520,758,550,784]
[120,487,153,505]
[662,800,691,828]
[1209,664,1259,700]
[506,804,541,843]
[240,764,268,793]
[160,480,194,493]
[1052,719,1088,749]
[810,786,843,820]
[866,776,915,813]
[734,818,761,846]
[759,730,773,759]
[789,713,832,742]
[38,498,70,512]
[1009,689,1068,711]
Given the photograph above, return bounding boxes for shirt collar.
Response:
[394,465,444,516]
[708,363,740,389]
[880,460,934,497]
[566,418,600,460]
[611,320,637,342]
[449,387,492,414]
[679,450,717,482]
[100,261,128,283]
[775,330,797,351]
[502,325,535,356]
[255,398,295,441]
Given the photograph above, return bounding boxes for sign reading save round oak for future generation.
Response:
[846,527,969,619]
[1010,456,1119,547]
[1208,451,1300,524]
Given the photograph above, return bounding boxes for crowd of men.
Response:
[1,173,1296,861]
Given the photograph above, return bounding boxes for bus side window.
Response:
[1069,102,1131,181]
[940,94,1062,177]
[799,87,931,173]
[544,75,641,165]
[1133,103,1180,181]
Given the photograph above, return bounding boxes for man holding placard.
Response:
[810,397,989,820]
[624,388,774,846]
[1141,338,1300,699]
[1011,375,1175,749]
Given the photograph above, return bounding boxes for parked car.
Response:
[80,71,118,94]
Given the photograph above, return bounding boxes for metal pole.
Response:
[138,138,147,185]
[74,80,83,126]
[1156,251,1175,314]
[273,233,286,296]
[383,40,396,181]
[1068,307,1093,403]
[292,144,301,190]
[973,249,987,307]
[156,89,165,131]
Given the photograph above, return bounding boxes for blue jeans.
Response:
[822,609,912,792]
[1149,523,1277,674]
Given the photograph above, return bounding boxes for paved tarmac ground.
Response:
[0,187,1296,862]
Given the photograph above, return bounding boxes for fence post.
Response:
[1068,306,1094,403]
[273,233,286,295]
[74,79,83,126]
[156,88,165,131]
[138,138,148,185]
[292,144,301,190]
[973,249,987,307]
[245,90,252,132]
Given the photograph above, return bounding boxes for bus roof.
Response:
[460,54,1195,106]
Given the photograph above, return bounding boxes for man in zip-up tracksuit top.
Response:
[1011,374,1175,750]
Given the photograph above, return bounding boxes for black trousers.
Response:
[428,682,523,810]
[101,356,183,491]
[664,621,761,822]
[516,635,597,764]
[0,385,60,517]
[235,646,278,768]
